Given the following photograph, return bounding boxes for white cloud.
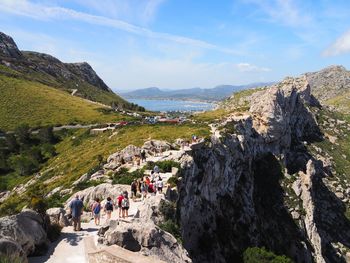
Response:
[236,63,271,72]
[244,0,312,27]
[323,30,350,57]
[0,0,239,55]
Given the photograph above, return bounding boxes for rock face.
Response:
[104,145,142,170]
[306,65,350,102]
[99,196,191,263]
[178,77,350,263]
[46,207,70,227]
[0,32,23,59]
[0,209,49,257]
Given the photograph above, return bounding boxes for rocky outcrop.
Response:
[0,32,23,59]
[46,207,70,227]
[0,238,27,263]
[178,77,350,262]
[142,140,174,154]
[65,183,129,208]
[306,65,350,102]
[0,209,49,258]
[99,195,191,263]
[104,145,142,170]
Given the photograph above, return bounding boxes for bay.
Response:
[128,99,215,112]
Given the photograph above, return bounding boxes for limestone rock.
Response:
[0,238,27,263]
[142,140,173,154]
[0,209,48,257]
[65,183,129,208]
[104,145,142,170]
[46,207,69,227]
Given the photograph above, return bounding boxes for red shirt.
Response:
[117,195,124,206]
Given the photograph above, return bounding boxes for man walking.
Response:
[69,195,84,231]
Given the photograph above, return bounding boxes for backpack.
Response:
[122,198,129,208]
[106,201,113,211]
[93,203,101,214]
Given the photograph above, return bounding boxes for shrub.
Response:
[145,160,180,173]
[47,223,62,242]
[112,167,144,185]
[167,176,178,188]
[73,180,101,191]
[29,196,48,215]
[159,200,176,221]
[9,154,39,175]
[243,247,293,263]
[159,220,182,243]
[46,193,64,208]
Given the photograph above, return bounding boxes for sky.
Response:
[0,0,349,91]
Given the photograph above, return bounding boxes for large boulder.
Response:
[46,207,70,227]
[99,195,191,263]
[104,145,142,170]
[0,209,48,257]
[0,238,27,263]
[142,140,173,155]
[65,183,129,209]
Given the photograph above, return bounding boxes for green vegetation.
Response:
[0,73,133,130]
[158,199,182,242]
[0,255,23,263]
[243,247,293,263]
[0,123,209,216]
[111,167,145,185]
[144,160,181,173]
[325,91,350,114]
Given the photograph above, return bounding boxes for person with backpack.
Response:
[140,182,147,201]
[104,197,113,221]
[116,192,124,218]
[121,192,130,218]
[91,198,101,226]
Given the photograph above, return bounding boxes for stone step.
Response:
[84,236,166,263]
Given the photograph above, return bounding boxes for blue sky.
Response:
[0,0,349,91]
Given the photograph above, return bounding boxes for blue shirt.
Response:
[69,198,83,218]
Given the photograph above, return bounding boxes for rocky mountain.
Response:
[120,83,274,102]
[178,77,350,262]
[0,32,133,108]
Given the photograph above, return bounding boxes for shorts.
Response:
[93,213,100,219]
[106,210,112,214]
[122,207,129,211]
[157,187,162,191]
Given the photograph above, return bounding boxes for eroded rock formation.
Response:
[178,77,350,262]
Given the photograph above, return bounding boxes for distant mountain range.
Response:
[119,83,275,102]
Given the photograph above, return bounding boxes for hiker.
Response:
[131,180,137,201]
[153,165,159,174]
[69,195,84,231]
[116,192,124,218]
[148,181,155,195]
[140,182,147,200]
[104,197,114,221]
[150,170,155,182]
[192,134,197,143]
[141,149,146,163]
[121,192,130,218]
[157,177,164,194]
[91,198,101,226]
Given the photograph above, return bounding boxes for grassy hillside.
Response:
[0,123,209,215]
[0,71,132,130]
[325,91,350,114]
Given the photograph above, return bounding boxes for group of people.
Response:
[69,166,165,229]
[89,191,130,226]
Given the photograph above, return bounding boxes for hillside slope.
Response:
[0,31,137,109]
[0,65,130,130]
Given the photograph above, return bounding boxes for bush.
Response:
[47,223,62,242]
[9,154,39,175]
[145,160,180,173]
[112,167,144,185]
[159,200,176,221]
[29,196,48,215]
[73,180,101,191]
[46,193,64,208]
[159,220,182,243]
[167,176,178,188]
[243,247,293,263]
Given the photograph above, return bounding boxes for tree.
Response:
[41,143,56,159]
[5,133,19,153]
[14,124,31,145]
[38,126,56,144]
[9,154,38,176]
[27,146,43,164]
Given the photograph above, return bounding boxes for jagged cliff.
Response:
[178,77,350,262]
